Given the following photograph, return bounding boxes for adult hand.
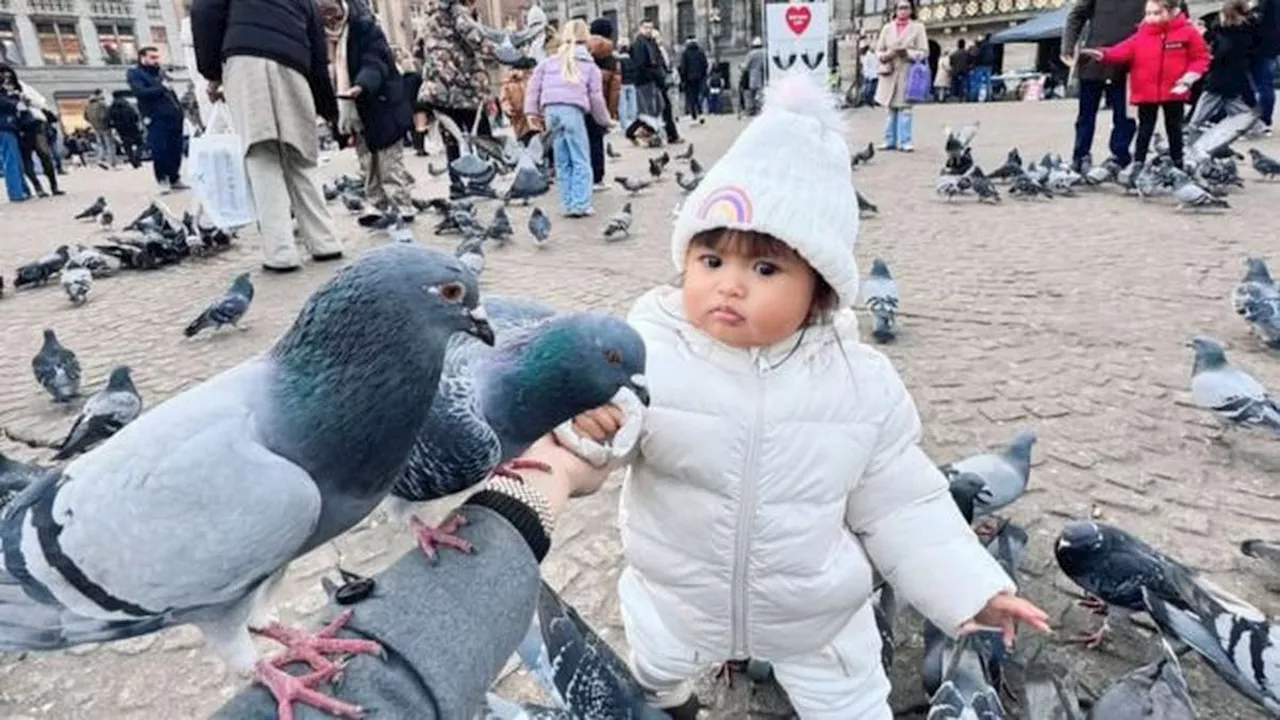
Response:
[959,591,1051,650]
[337,86,363,99]
[1059,52,1075,66]
[206,81,224,102]
[1078,48,1103,61]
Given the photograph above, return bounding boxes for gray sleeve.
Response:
[212,505,541,720]
[1062,0,1095,51]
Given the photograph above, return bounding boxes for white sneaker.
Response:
[593,183,610,192]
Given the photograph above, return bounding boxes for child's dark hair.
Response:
[689,229,838,323]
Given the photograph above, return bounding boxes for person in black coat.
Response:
[320,0,413,209]
[126,46,187,192]
[1189,0,1259,132]
[107,91,144,168]
[1247,0,1280,132]
[678,38,709,122]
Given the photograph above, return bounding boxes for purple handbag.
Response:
[905,59,931,103]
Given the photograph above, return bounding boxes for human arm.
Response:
[522,61,545,119]
[906,22,929,61]
[874,27,895,64]
[306,4,339,126]
[454,3,494,54]
[843,358,1016,637]
[350,22,394,98]
[586,65,612,127]
[1090,33,1136,65]
[189,0,228,83]
[1061,0,1095,60]
[212,436,604,719]
[124,67,165,101]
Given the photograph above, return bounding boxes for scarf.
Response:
[894,17,909,31]
[326,2,360,135]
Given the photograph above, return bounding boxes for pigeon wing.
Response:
[393,375,502,502]
[950,453,1025,515]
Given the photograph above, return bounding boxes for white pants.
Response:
[621,578,892,719]
[243,140,343,269]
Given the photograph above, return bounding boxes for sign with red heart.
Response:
[784,5,812,35]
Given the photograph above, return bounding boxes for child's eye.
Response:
[754,261,779,276]
[699,253,722,269]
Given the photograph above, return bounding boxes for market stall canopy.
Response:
[990,6,1072,44]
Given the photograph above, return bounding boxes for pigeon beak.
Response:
[628,373,651,406]
[466,305,496,346]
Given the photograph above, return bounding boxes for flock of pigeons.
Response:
[925,113,1280,210]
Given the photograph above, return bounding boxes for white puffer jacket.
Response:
[612,288,1013,662]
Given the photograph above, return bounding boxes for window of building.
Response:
[149,26,169,61]
[643,4,659,27]
[96,22,136,65]
[35,21,85,65]
[145,0,164,20]
[676,1,694,42]
[56,95,90,131]
[717,0,732,39]
[749,2,762,39]
[0,20,23,65]
[602,9,618,38]
[861,0,887,14]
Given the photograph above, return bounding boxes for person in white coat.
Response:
[556,72,1049,719]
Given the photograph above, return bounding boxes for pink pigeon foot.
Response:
[1066,617,1112,649]
[253,658,365,720]
[1076,593,1109,616]
[411,513,473,560]
[253,609,383,675]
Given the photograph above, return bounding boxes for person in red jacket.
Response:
[1081,0,1208,168]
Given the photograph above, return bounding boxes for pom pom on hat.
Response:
[671,71,861,308]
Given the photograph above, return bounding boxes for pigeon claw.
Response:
[253,657,366,720]
[411,513,473,560]
[1076,593,1109,615]
[253,609,383,674]
[1066,618,1111,649]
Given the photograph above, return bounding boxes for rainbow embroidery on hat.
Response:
[696,185,753,225]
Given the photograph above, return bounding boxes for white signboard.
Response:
[764,1,830,84]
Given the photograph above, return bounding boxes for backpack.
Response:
[905,59,931,103]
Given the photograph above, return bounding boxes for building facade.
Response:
[0,0,185,127]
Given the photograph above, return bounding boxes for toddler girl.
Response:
[1080,0,1209,168]
[555,73,1049,719]
[524,19,612,217]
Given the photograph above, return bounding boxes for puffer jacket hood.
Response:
[616,287,1013,662]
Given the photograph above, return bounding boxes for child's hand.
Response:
[528,114,544,132]
[572,404,625,442]
[1078,48,1104,61]
[959,592,1051,649]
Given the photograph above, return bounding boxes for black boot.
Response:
[412,129,428,156]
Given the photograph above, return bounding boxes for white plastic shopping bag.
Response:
[186,102,256,228]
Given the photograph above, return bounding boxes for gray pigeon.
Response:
[861,259,898,343]
[675,170,702,193]
[938,431,1036,518]
[988,148,1023,181]
[60,265,92,306]
[515,581,667,719]
[614,176,652,194]
[1142,573,1279,716]
[455,233,486,276]
[74,196,106,220]
[0,244,493,703]
[925,629,1006,719]
[503,136,550,203]
[1020,662,1084,720]
[968,166,1001,203]
[603,202,632,241]
[1169,170,1229,210]
[1249,148,1280,179]
[1188,336,1280,434]
[935,173,972,200]
[1086,639,1195,720]
[1231,257,1277,315]
[32,329,81,403]
[184,272,254,337]
[389,296,648,552]
[1241,538,1280,571]
[1010,173,1053,200]
[856,189,878,215]
[529,207,551,248]
[53,366,143,461]
[486,205,514,245]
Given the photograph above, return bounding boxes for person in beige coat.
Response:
[933,51,952,102]
[191,0,345,274]
[874,0,928,151]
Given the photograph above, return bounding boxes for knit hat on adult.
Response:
[670,71,860,307]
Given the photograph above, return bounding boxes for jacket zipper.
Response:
[731,358,767,657]
[1157,28,1167,101]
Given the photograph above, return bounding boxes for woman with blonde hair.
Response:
[524,19,613,217]
[1186,0,1259,133]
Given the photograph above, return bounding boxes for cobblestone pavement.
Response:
[0,100,1278,719]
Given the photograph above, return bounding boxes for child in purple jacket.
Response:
[525,19,613,217]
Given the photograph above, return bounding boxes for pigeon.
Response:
[1020,662,1084,720]
[435,206,485,236]
[340,193,365,214]
[1142,572,1278,715]
[455,233,486,276]
[1116,160,1142,193]
[1242,293,1280,349]
[850,141,875,167]
[53,366,143,461]
[968,166,1001,203]
[0,451,40,510]
[74,196,107,220]
[675,171,702,193]
[606,142,620,159]
[1054,520,1198,647]
[924,628,1006,719]
[943,122,979,175]
[648,156,665,179]
[614,176,652,194]
[1087,639,1195,720]
[435,110,498,180]
[321,181,339,202]
[1188,336,1279,434]
[0,244,493,718]
[15,246,70,289]
[1084,158,1121,186]
[689,157,704,176]
[99,210,114,228]
[388,296,648,553]
[856,189,878,215]
[427,163,448,177]
[935,173,973,200]
[603,202,632,241]
[60,265,92,306]
[184,272,255,337]
[503,135,550,203]
[515,581,667,719]
[947,472,990,525]
[486,206,514,244]
[31,329,81,403]
[939,431,1036,518]
[1241,538,1280,570]
[528,207,551,247]
[1169,169,1229,210]
[674,143,694,161]
[861,259,898,342]
[1249,147,1280,179]
[1231,257,1278,315]
[458,15,543,65]
[988,148,1023,181]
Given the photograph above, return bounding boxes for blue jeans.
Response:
[618,85,638,134]
[545,104,592,214]
[882,107,913,148]
[968,66,993,101]
[1252,56,1276,127]
[0,131,27,201]
[1073,78,1135,166]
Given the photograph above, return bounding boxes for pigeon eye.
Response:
[438,282,465,303]
[603,349,623,365]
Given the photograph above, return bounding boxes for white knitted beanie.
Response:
[671,71,860,307]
